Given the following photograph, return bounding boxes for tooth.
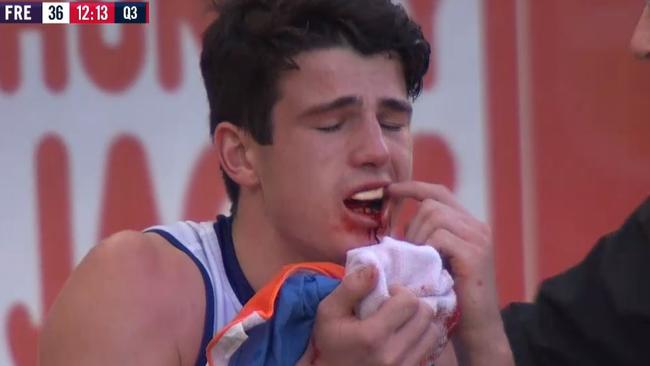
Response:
[351,187,384,201]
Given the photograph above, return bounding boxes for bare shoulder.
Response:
[84,229,202,288]
[40,230,206,366]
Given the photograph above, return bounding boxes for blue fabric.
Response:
[228,273,341,366]
[214,215,256,304]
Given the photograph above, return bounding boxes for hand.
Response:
[387,182,513,365]
[297,265,445,366]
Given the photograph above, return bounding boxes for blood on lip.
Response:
[343,198,387,244]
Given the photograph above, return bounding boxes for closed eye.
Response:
[316,122,344,132]
[380,123,404,132]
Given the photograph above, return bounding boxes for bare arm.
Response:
[39,231,206,366]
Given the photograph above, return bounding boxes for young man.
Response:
[499,3,650,366]
[39,1,512,365]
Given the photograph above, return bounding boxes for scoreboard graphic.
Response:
[0,1,148,23]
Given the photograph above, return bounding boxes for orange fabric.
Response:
[206,262,345,366]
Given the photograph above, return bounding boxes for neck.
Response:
[230,195,304,291]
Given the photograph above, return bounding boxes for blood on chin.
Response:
[341,219,388,246]
[322,228,387,265]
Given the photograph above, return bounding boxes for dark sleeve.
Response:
[501,197,650,366]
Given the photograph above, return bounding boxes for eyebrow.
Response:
[379,98,413,117]
[299,96,362,118]
[299,96,412,118]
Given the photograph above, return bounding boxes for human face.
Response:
[630,1,650,58]
[252,47,413,264]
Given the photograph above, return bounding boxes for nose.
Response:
[630,5,650,59]
[349,116,391,169]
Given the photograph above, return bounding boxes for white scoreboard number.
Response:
[42,2,70,24]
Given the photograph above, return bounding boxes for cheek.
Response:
[266,147,334,210]
[389,136,413,180]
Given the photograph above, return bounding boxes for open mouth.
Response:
[343,187,386,223]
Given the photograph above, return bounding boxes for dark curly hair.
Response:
[200,0,430,214]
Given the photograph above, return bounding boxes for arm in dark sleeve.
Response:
[501,197,650,366]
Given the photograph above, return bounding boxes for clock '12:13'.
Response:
[71,2,114,24]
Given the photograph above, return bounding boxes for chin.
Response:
[337,231,378,255]
[311,227,380,264]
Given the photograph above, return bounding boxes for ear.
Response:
[213,122,260,188]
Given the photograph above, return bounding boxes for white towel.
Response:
[345,236,457,320]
